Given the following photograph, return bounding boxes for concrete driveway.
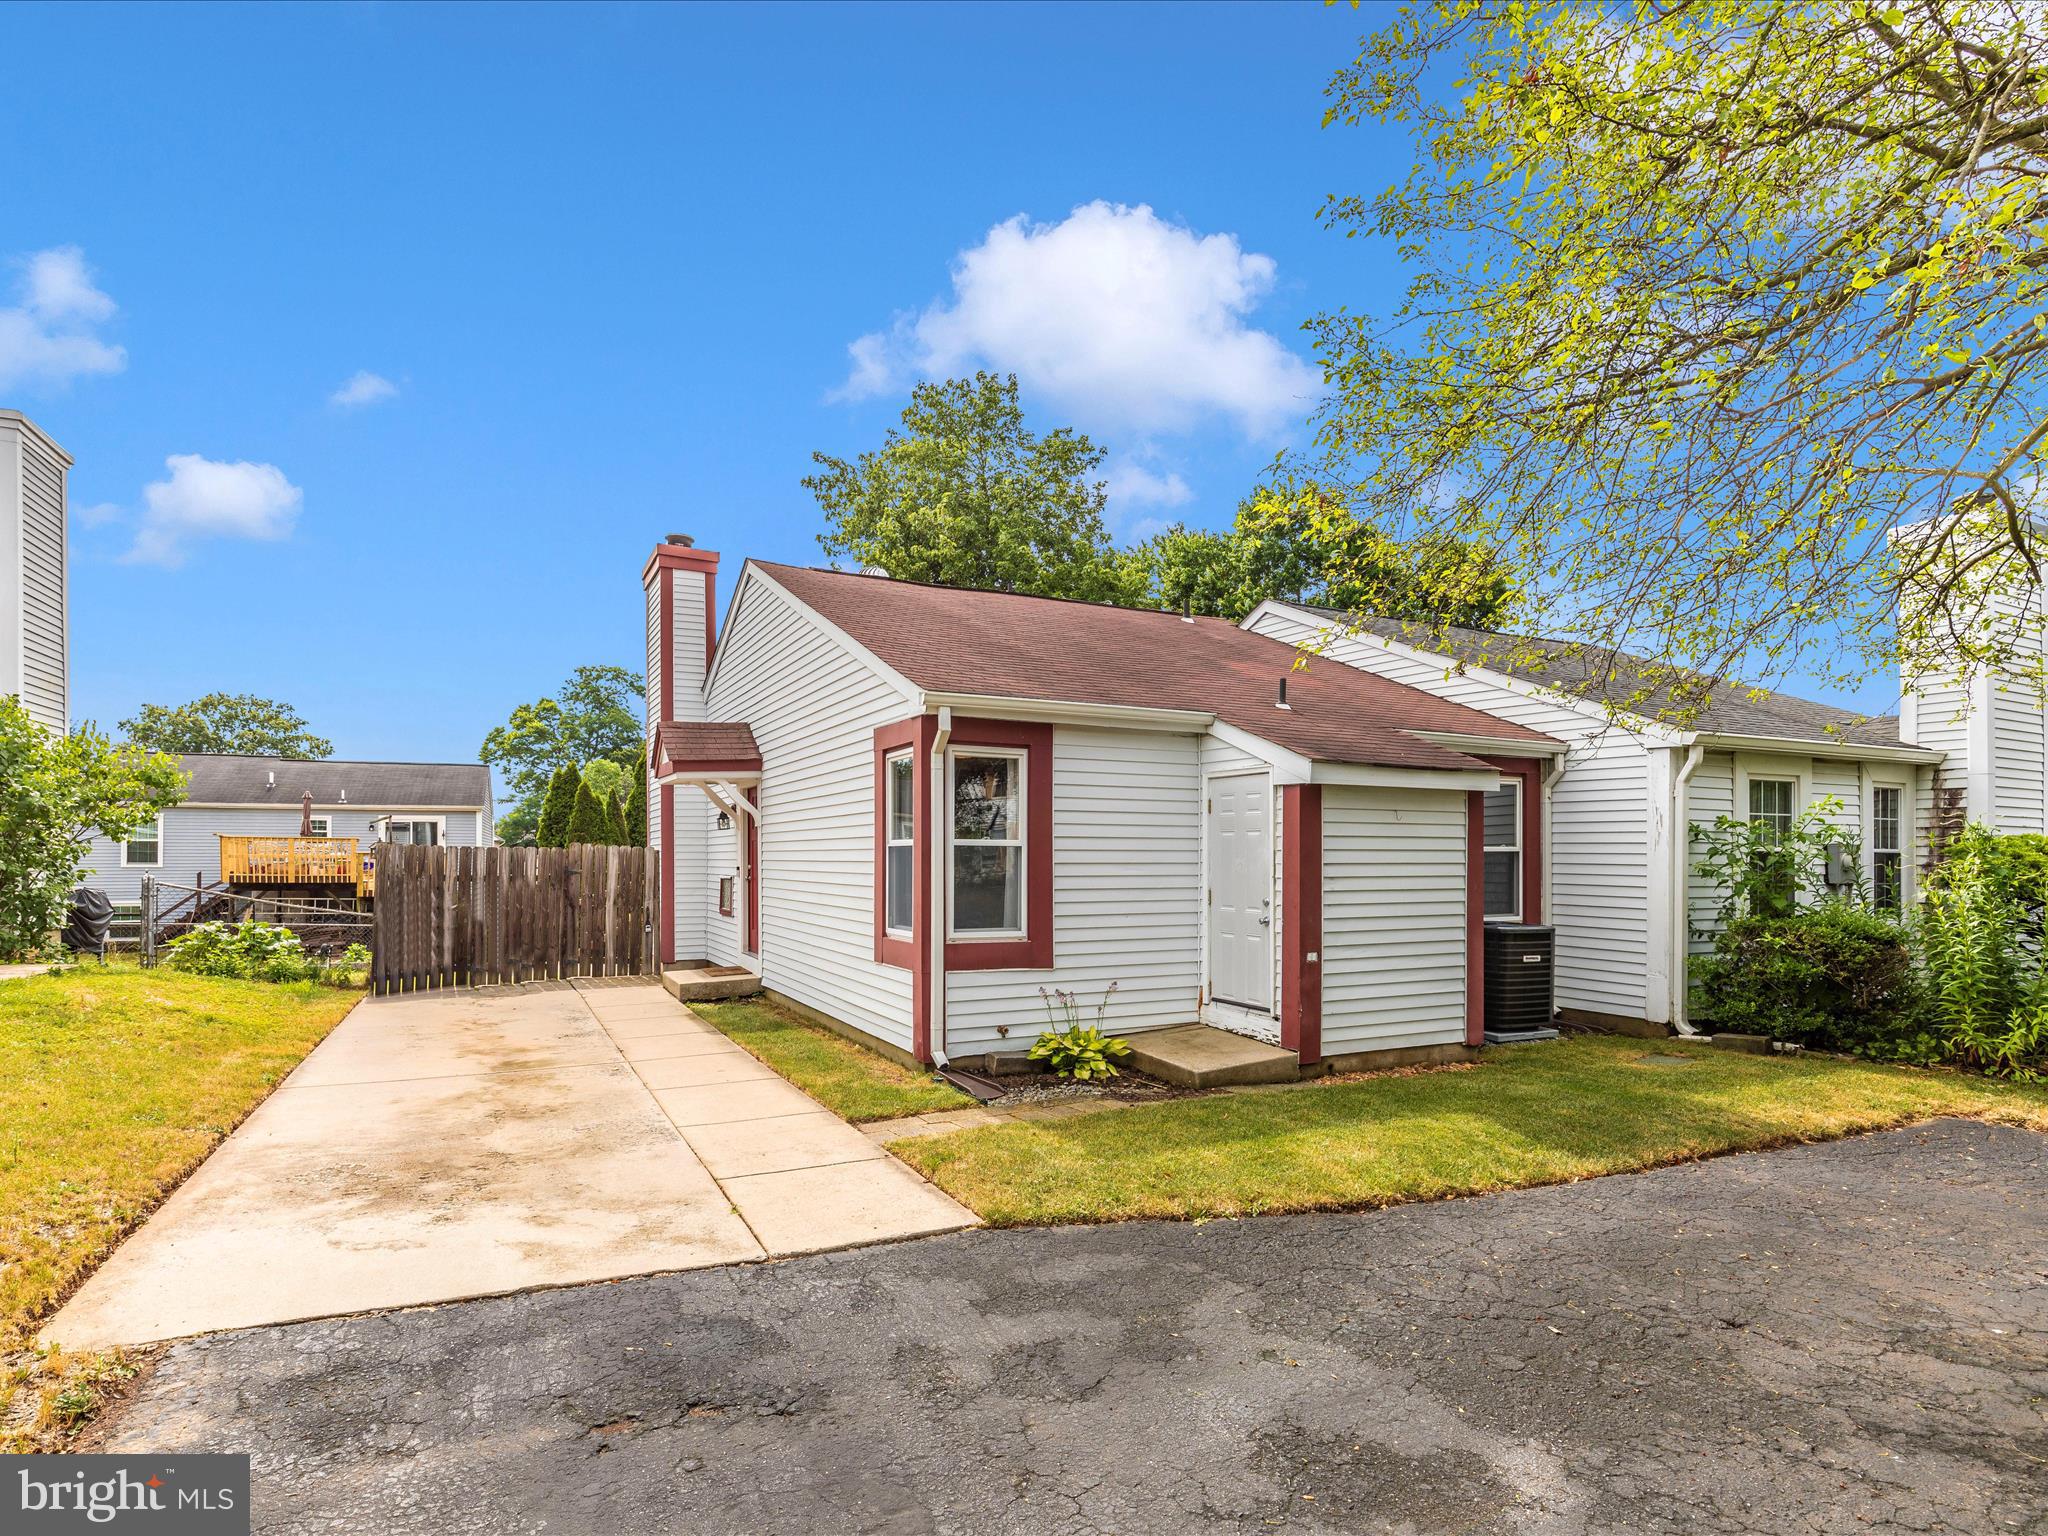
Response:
[46,981,972,1349]
[93,1119,2047,1534]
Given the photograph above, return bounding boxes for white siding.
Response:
[1247,606,1656,1022]
[1990,682,2047,833]
[17,431,65,732]
[80,807,486,905]
[944,727,1204,1055]
[665,565,712,961]
[704,580,915,1051]
[1320,786,1468,1054]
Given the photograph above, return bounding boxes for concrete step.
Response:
[1124,1023,1299,1089]
[661,965,764,1003]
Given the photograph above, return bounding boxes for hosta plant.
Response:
[1030,984,1133,1081]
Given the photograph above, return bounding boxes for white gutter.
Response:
[1670,742,1706,1036]
[916,691,1213,733]
[1409,730,1569,758]
[928,706,953,1068]
[1692,732,1942,766]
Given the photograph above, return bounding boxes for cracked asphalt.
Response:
[99,1118,2046,1535]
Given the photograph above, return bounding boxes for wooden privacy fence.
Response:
[371,842,659,994]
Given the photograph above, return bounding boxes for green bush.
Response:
[1691,904,1934,1059]
[1919,837,2047,1079]
[161,922,369,986]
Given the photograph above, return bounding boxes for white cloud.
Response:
[73,501,124,529]
[0,246,126,391]
[330,369,397,408]
[125,454,303,567]
[1103,458,1194,511]
[835,201,1319,438]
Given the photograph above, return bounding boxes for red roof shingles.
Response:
[753,563,1556,772]
[652,721,762,774]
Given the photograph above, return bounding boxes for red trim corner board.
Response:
[744,785,760,957]
[1466,790,1485,1047]
[1278,784,1323,1066]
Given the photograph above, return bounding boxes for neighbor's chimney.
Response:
[642,534,722,968]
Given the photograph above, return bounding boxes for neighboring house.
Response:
[0,410,71,734]
[642,538,1564,1073]
[1240,603,1946,1033]
[81,755,493,906]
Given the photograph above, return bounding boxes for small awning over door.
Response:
[649,721,762,783]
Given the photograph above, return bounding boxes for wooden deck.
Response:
[219,835,374,895]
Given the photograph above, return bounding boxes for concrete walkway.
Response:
[45,982,973,1350]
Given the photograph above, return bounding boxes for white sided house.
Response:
[81,755,493,906]
[642,538,1566,1074]
[1243,603,1948,1033]
[0,410,71,734]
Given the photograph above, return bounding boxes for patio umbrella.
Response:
[300,790,315,836]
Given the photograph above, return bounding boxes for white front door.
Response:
[1208,772,1272,1011]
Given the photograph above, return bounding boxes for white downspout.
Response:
[1671,741,1706,1036]
[928,706,953,1068]
[1540,752,1566,925]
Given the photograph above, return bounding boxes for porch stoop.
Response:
[661,964,764,1003]
[1125,1023,1299,1088]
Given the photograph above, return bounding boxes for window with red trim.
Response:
[945,721,1053,971]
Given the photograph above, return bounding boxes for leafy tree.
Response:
[1311,1,2048,716]
[580,757,627,807]
[563,781,609,846]
[120,693,332,759]
[809,372,1142,603]
[0,698,186,960]
[1130,482,1517,626]
[535,765,579,849]
[624,771,648,848]
[482,666,645,841]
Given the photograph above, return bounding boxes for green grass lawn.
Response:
[0,965,358,1444]
[690,998,971,1122]
[893,1035,2048,1226]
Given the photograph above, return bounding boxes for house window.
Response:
[950,750,1024,935]
[1871,786,1904,914]
[122,815,163,867]
[1748,777,1800,915]
[307,815,331,838]
[1482,781,1521,920]
[885,752,914,934]
[385,818,441,846]
[718,876,735,917]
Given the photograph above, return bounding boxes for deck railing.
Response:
[218,835,367,892]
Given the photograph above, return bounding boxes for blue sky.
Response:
[0,2,1891,776]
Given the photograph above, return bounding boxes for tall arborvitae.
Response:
[536,764,579,848]
[605,792,630,847]
[564,780,608,846]
[624,773,648,848]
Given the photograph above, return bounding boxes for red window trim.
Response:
[944,720,1054,971]
[718,875,734,918]
[873,717,937,1062]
